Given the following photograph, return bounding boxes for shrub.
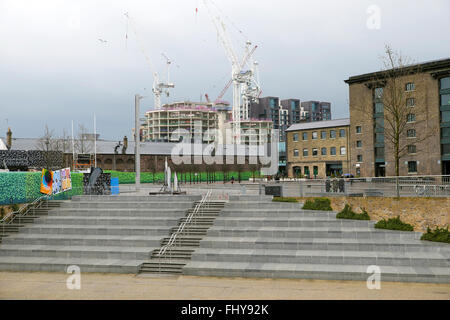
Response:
[421,226,450,243]
[0,207,4,218]
[272,197,298,203]
[9,204,19,212]
[336,204,370,220]
[374,216,414,231]
[302,198,332,211]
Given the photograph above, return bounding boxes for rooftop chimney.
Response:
[6,127,12,150]
[122,136,128,154]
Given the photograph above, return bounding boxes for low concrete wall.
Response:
[298,196,450,233]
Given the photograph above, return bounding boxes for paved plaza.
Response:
[0,271,449,300]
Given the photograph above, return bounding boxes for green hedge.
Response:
[302,198,332,211]
[104,170,259,184]
[0,172,83,205]
[374,216,414,231]
[272,197,298,203]
[420,226,450,243]
[336,204,370,220]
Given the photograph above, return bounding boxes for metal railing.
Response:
[279,175,450,198]
[156,190,212,265]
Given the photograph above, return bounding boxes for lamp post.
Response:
[135,94,144,192]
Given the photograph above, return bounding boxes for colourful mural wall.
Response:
[0,172,83,205]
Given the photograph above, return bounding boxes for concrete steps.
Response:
[184,261,450,283]
[0,196,197,273]
[138,200,226,275]
[183,196,450,283]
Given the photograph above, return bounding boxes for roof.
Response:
[286,118,350,132]
[345,57,450,84]
[0,137,272,156]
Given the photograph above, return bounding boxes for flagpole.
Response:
[94,113,97,168]
[71,120,75,170]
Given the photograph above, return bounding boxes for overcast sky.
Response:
[1,0,449,141]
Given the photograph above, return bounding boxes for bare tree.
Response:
[36,125,61,170]
[354,45,439,196]
[75,124,93,154]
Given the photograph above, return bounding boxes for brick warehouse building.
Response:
[286,118,350,178]
[345,58,450,177]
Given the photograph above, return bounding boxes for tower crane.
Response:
[203,0,248,143]
[124,13,174,109]
[216,44,258,102]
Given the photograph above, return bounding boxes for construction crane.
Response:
[203,0,247,143]
[161,52,175,97]
[216,44,258,101]
[124,13,174,109]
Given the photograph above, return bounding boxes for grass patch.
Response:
[336,204,370,220]
[374,216,414,231]
[272,197,298,203]
[421,226,450,243]
[302,198,332,211]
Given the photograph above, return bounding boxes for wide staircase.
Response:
[0,200,64,244]
[183,195,450,283]
[0,195,200,273]
[139,198,226,274]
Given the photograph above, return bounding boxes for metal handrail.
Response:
[157,190,211,260]
[0,194,49,225]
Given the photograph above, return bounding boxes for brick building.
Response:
[345,58,450,177]
[286,118,350,178]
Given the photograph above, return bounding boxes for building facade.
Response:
[286,119,350,178]
[300,101,332,122]
[345,58,450,177]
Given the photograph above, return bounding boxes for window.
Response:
[406,82,415,92]
[321,131,327,139]
[340,147,346,155]
[312,148,318,156]
[293,133,298,142]
[375,118,384,128]
[375,133,384,143]
[356,140,362,148]
[330,147,336,155]
[441,77,450,90]
[330,130,336,138]
[374,102,384,113]
[406,98,415,107]
[443,144,450,155]
[407,129,416,138]
[357,155,363,162]
[442,111,450,122]
[442,128,450,139]
[356,126,362,133]
[408,161,417,173]
[408,145,416,154]
[303,148,308,157]
[302,132,308,140]
[304,166,310,175]
[321,147,327,155]
[375,87,383,99]
[312,131,318,140]
[441,94,450,106]
[313,166,318,176]
[339,129,346,137]
[293,149,299,157]
[407,113,416,123]
[375,147,384,158]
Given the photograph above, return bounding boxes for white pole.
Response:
[94,113,97,167]
[71,120,75,170]
[135,94,141,191]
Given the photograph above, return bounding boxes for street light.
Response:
[135,94,146,192]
